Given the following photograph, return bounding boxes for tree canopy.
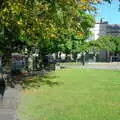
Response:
[90,36,120,54]
[0,0,115,65]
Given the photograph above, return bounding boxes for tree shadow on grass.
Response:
[20,73,63,89]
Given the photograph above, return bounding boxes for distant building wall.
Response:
[88,19,120,62]
[91,20,120,40]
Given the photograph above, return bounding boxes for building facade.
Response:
[89,19,120,62]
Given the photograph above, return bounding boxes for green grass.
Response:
[18,68,120,120]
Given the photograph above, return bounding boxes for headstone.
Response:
[28,55,33,71]
[11,53,26,72]
[61,53,66,60]
[46,54,56,71]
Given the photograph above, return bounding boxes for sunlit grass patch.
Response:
[18,69,120,120]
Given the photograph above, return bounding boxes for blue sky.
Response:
[96,1,120,24]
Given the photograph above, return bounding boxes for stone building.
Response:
[89,19,120,62]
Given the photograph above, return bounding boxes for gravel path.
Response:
[62,62,120,70]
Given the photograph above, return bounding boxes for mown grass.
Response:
[18,68,120,120]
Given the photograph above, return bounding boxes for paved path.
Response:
[62,62,120,70]
[0,85,21,120]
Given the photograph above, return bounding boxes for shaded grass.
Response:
[21,72,62,89]
[18,69,120,120]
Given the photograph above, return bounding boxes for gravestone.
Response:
[11,53,26,73]
[28,55,33,71]
[46,54,56,71]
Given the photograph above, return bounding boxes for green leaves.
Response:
[90,36,120,54]
[0,0,108,57]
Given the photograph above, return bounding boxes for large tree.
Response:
[0,0,114,66]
